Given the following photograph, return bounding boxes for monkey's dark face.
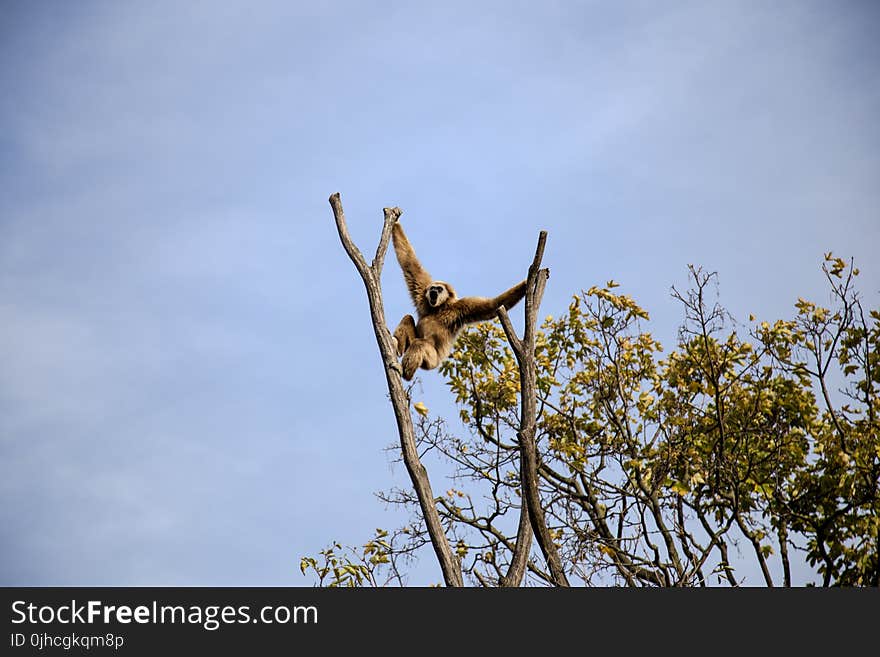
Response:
[426,282,454,308]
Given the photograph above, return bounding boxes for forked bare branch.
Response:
[329,192,463,587]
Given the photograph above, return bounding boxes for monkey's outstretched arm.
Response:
[456,280,528,325]
[392,222,433,316]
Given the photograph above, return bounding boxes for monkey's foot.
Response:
[387,359,403,376]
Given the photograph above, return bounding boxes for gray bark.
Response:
[497,231,570,587]
[328,193,463,587]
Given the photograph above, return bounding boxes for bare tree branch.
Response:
[371,207,398,276]
[328,192,463,587]
[498,230,570,587]
[499,499,532,587]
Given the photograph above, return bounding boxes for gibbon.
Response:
[391,221,527,380]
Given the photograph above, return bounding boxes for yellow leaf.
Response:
[414,401,429,417]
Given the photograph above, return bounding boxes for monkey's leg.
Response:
[401,339,439,381]
[393,314,417,357]
[420,343,442,370]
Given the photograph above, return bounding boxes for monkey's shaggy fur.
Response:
[391,221,526,380]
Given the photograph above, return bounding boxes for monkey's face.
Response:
[426,282,454,308]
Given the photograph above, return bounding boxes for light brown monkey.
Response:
[391,221,527,380]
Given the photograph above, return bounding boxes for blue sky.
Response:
[1,1,878,586]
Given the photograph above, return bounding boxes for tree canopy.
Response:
[306,246,878,587]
